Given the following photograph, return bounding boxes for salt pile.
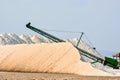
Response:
[0,43,111,76]
[0,33,119,76]
[0,33,50,45]
[0,33,104,61]
[0,33,103,57]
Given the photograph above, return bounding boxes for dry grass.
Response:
[0,72,119,80]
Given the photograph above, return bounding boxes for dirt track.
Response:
[0,72,119,80]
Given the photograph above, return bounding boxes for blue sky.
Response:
[0,0,120,56]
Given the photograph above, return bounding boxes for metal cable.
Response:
[43,29,83,34]
[83,34,94,48]
[43,29,95,48]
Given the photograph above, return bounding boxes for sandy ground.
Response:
[0,72,119,80]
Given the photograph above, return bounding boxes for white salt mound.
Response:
[0,33,119,75]
[0,42,111,76]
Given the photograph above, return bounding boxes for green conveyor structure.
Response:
[26,23,65,43]
[26,22,119,69]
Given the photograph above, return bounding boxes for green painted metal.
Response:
[76,32,84,47]
[75,47,104,63]
[26,22,119,69]
[26,22,65,42]
[104,57,119,69]
[26,22,104,63]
